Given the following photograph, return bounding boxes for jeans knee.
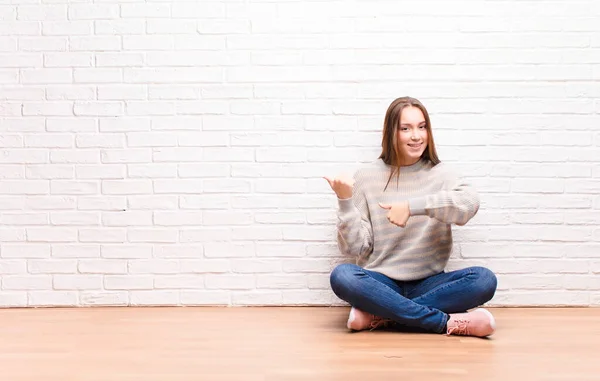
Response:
[330,263,359,297]
[472,266,497,302]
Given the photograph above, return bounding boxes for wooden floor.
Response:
[0,307,599,381]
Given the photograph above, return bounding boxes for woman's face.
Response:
[396,106,428,166]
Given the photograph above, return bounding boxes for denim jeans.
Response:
[330,264,498,333]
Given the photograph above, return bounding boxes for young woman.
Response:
[324,97,497,337]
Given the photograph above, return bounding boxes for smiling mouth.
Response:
[408,143,422,148]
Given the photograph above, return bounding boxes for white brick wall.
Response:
[0,0,599,308]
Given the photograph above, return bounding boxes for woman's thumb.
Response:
[378,202,392,209]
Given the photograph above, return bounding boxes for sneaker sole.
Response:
[346,307,356,330]
[474,308,496,333]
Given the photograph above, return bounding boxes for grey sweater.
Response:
[336,158,480,281]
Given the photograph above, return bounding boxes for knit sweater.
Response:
[336,158,480,281]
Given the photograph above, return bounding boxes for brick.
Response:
[120,4,170,18]
[180,259,229,273]
[80,292,128,306]
[283,259,333,273]
[74,102,123,117]
[179,228,231,243]
[282,290,338,305]
[231,259,281,273]
[154,245,203,259]
[0,88,43,101]
[101,180,152,195]
[202,211,252,226]
[154,275,204,289]
[79,228,126,243]
[0,260,26,274]
[203,242,254,258]
[257,274,306,289]
[154,211,203,226]
[255,213,305,225]
[42,22,91,37]
[0,212,48,225]
[147,20,197,35]
[231,291,282,306]
[154,179,202,194]
[256,243,306,258]
[105,275,153,290]
[102,211,152,226]
[101,149,151,164]
[52,244,100,258]
[129,259,180,274]
[50,180,98,195]
[46,119,96,132]
[77,196,126,211]
[127,195,178,210]
[96,53,144,68]
[2,244,50,258]
[27,228,76,242]
[24,132,73,146]
[151,117,202,131]
[76,164,125,179]
[69,37,120,51]
[125,68,223,84]
[79,259,127,274]
[68,5,118,20]
[53,275,102,290]
[0,292,27,307]
[202,179,250,194]
[26,165,74,180]
[28,291,78,307]
[95,20,145,35]
[205,274,254,290]
[128,164,177,178]
[2,275,51,290]
[127,229,177,243]
[181,291,230,306]
[177,163,230,178]
[0,228,24,242]
[18,5,66,21]
[46,87,95,101]
[0,21,39,36]
[231,227,282,241]
[130,291,179,306]
[21,69,70,83]
[0,54,41,68]
[126,101,176,116]
[127,133,177,148]
[98,86,146,101]
[153,148,203,163]
[101,245,151,258]
[231,195,279,209]
[0,149,48,164]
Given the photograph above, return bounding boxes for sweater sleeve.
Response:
[407,164,480,226]
[336,173,374,258]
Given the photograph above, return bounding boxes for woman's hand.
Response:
[323,175,354,199]
[379,201,410,227]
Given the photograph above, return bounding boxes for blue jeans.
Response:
[330,264,497,333]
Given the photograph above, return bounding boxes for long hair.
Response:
[379,97,440,191]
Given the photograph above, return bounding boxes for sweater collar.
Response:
[378,157,428,173]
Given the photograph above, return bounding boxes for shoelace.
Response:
[447,319,470,335]
[369,317,393,331]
